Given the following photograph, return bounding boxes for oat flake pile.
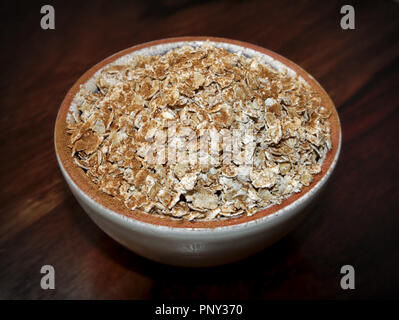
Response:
[66,43,332,221]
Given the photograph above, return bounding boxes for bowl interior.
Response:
[54,36,341,229]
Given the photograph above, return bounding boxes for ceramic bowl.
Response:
[54,37,341,267]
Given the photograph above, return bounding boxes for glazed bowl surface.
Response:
[55,37,341,267]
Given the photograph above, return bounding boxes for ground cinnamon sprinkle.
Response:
[65,43,332,221]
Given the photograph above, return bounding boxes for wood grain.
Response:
[0,0,398,299]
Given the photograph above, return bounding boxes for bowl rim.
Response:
[54,36,342,230]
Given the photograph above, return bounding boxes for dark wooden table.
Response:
[1,0,398,300]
